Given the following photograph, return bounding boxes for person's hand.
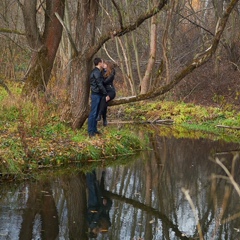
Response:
[106,95,110,102]
[103,198,107,206]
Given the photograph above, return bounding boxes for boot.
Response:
[103,117,108,127]
[96,114,101,121]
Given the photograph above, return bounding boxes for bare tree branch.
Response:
[55,12,78,57]
[0,28,25,35]
[182,188,204,240]
[87,0,168,58]
[178,12,214,37]
[111,0,123,29]
[215,155,240,197]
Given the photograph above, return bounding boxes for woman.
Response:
[96,61,116,126]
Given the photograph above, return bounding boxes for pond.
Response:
[0,126,240,240]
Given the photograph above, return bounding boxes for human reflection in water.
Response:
[86,170,112,239]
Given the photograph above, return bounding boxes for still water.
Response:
[0,128,240,240]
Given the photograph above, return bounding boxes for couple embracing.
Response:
[88,57,116,137]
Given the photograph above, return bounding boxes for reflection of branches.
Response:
[182,152,240,240]
[103,190,192,240]
[212,153,240,226]
[182,188,204,240]
[214,154,240,197]
[19,182,59,239]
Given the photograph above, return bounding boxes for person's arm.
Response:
[94,71,107,95]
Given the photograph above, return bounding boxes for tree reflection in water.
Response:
[0,134,240,240]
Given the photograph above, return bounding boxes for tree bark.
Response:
[70,57,91,129]
[21,0,65,95]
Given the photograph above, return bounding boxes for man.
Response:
[88,57,110,137]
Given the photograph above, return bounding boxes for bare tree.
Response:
[17,0,65,95]
[140,0,158,94]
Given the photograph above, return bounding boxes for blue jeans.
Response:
[88,94,101,135]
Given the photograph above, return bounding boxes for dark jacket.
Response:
[90,67,107,95]
[104,69,115,93]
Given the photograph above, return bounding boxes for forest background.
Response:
[1,0,240,123]
[0,0,240,174]
[0,0,239,130]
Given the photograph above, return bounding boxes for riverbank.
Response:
[0,84,239,178]
[110,100,240,142]
[0,85,145,177]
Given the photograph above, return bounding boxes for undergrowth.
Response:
[0,84,145,177]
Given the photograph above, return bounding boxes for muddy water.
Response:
[0,130,240,240]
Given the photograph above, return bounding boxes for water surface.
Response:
[0,129,240,240]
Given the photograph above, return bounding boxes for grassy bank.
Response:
[0,84,144,177]
[111,100,240,142]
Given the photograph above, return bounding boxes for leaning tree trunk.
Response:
[70,0,99,129]
[21,0,65,95]
[70,56,92,129]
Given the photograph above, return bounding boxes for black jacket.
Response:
[89,67,107,95]
[104,69,116,93]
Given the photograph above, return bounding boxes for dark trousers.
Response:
[98,91,116,119]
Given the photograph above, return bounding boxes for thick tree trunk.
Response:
[22,47,53,94]
[21,0,65,95]
[70,57,92,129]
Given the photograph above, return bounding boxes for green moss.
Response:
[119,101,239,142]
